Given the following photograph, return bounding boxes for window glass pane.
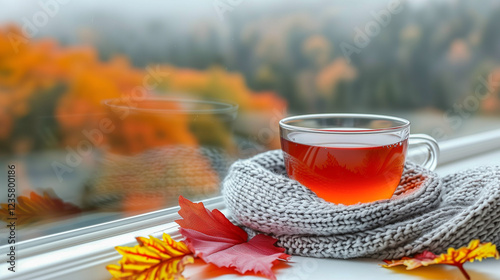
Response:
[1,0,499,240]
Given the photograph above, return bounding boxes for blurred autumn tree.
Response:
[0,25,286,155]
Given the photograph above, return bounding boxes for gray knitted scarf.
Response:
[223,150,500,260]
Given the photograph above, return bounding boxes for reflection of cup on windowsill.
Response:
[83,97,238,213]
[102,97,238,155]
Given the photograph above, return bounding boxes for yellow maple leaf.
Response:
[107,233,194,280]
[383,240,500,280]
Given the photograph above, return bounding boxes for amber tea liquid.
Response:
[281,132,408,205]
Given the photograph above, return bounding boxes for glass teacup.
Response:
[279,113,439,205]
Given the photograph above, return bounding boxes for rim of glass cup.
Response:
[102,97,239,114]
[279,113,410,134]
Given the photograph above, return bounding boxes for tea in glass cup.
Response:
[279,114,439,205]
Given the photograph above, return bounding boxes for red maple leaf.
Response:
[176,196,290,280]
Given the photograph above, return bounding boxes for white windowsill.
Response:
[1,129,500,280]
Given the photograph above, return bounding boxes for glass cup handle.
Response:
[408,134,440,171]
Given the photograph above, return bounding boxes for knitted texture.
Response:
[84,146,230,210]
[223,150,500,260]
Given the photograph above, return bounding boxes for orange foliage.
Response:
[152,65,286,113]
[0,24,286,151]
[152,66,287,150]
[105,99,198,155]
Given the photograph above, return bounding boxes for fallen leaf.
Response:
[0,190,81,225]
[382,250,438,270]
[383,240,500,280]
[176,196,290,280]
[107,233,194,280]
